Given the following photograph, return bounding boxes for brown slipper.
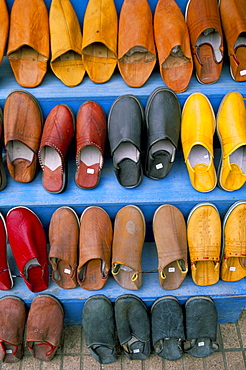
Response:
[153,204,188,290]
[77,206,113,290]
[49,207,80,289]
[112,205,145,290]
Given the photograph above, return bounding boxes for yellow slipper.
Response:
[49,0,85,87]
[82,0,118,83]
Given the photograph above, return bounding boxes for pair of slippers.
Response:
[82,294,151,364]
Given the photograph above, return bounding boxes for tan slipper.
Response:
[187,203,221,286]
[112,205,145,290]
[0,0,9,66]
[153,204,188,290]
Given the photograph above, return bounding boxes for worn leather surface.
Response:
[4,90,43,183]
[0,0,9,65]
[26,295,64,361]
[82,0,118,83]
[49,0,85,87]
[6,207,49,292]
[75,101,106,189]
[181,92,217,192]
[82,295,117,364]
[153,204,188,290]
[186,0,223,84]
[112,205,145,290]
[0,214,12,290]
[154,0,193,92]
[0,296,26,363]
[221,202,246,282]
[78,206,112,290]
[187,203,221,286]
[39,104,74,193]
[49,207,79,289]
[184,296,218,357]
[220,0,246,81]
[145,87,181,179]
[7,0,49,87]
[115,294,150,360]
[217,91,246,191]
[151,296,184,361]
[118,0,156,87]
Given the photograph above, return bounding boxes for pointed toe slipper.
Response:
[118,0,156,87]
[82,0,118,83]
[221,201,246,282]
[145,87,181,180]
[112,205,145,290]
[151,296,185,361]
[82,295,118,364]
[115,294,151,360]
[49,0,85,87]
[49,207,79,289]
[187,203,221,286]
[75,101,106,189]
[0,0,9,66]
[184,296,219,357]
[7,0,49,87]
[26,295,64,361]
[153,205,188,290]
[77,206,113,290]
[154,0,193,93]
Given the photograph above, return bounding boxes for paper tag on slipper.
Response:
[87,168,95,174]
[198,342,205,347]
[156,163,163,170]
[168,267,175,273]
[240,70,246,76]
[229,267,236,271]
[6,350,13,353]
[64,268,71,274]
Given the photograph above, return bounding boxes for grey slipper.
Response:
[82,295,118,364]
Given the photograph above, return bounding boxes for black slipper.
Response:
[145,87,181,180]
[82,295,118,364]
[115,294,150,360]
[151,296,184,361]
[108,95,144,188]
[184,296,219,358]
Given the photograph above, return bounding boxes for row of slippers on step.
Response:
[1,88,246,193]
[0,201,245,293]
[0,293,219,364]
[1,0,246,90]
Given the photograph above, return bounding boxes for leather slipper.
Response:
[0,212,13,290]
[187,203,221,286]
[112,205,145,290]
[39,104,75,194]
[75,101,106,189]
[185,0,223,84]
[0,296,26,363]
[184,296,219,357]
[49,206,79,289]
[49,0,85,87]
[82,0,118,83]
[0,108,6,191]
[153,204,188,290]
[145,87,181,180]
[4,90,43,183]
[7,0,49,87]
[154,0,193,92]
[77,206,113,290]
[108,95,144,188]
[0,0,8,66]
[118,0,156,87]
[151,296,184,361]
[115,294,150,360]
[221,201,246,282]
[82,295,118,364]
[26,295,64,361]
[6,206,49,292]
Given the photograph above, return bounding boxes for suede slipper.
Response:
[115,294,150,360]
[184,296,219,358]
[108,95,144,188]
[49,206,80,289]
[0,296,26,363]
[82,295,118,364]
[151,296,185,361]
[153,204,188,290]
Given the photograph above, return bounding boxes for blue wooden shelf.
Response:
[0,0,245,324]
